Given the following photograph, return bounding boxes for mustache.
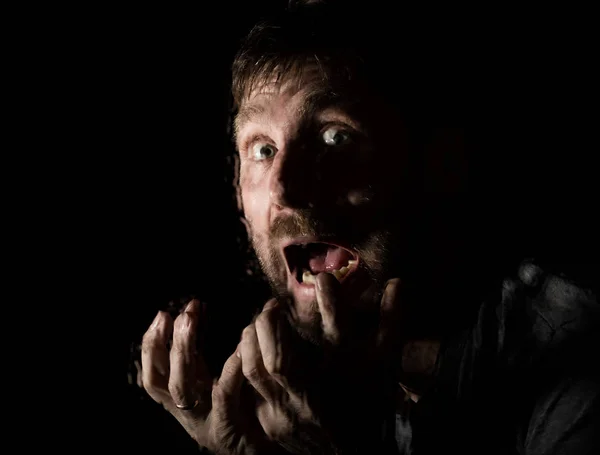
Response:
[269,210,321,240]
[268,208,371,244]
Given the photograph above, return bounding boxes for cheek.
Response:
[240,166,270,225]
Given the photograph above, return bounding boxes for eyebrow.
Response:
[233,90,353,139]
[234,104,267,137]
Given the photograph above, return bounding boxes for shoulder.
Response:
[516,259,598,355]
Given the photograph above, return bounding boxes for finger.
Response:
[399,383,421,403]
[254,302,304,400]
[183,298,201,314]
[141,311,173,404]
[241,322,282,405]
[315,272,342,344]
[261,298,278,312]
[211,351,244,426]
[377,278,403,353]
[169,302,202,408]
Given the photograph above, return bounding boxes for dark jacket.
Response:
[398,260,599,454]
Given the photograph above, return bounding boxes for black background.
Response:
[108,2,285,452]
[70,2,599,452]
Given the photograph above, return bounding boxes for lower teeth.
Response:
[302,270,317,284]
[302,266,353,285]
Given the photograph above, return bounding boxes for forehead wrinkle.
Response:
[234,86,347,141]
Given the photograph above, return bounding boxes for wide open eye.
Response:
[322,125,351,146]
[250,142,277,161]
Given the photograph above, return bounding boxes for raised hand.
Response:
[141,299,276,454]
[239,275,404,454]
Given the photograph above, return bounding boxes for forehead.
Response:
[234,76,339,133]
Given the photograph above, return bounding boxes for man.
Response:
[141,1,599,453]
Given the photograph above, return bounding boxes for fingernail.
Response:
[235,342,241,358]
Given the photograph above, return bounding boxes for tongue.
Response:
[308,245,354,273]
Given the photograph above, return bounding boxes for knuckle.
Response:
[173,312,189,332]
[167,380,185,402]
[242,365,263,383]
[241,325,255,341]
[170,340,184,355]
[263,357,281,377]
[211,385,227,405]
[171,334,194,355]
[141,330,158,347]
[141,335,163,354]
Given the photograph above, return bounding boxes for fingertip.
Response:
[177,310,197,332]
[382,277,402,309]
[184,299,201,314]
[316,272,330,290]
[150,311,162,329]
[315,273,338,305]
[241,324,256,341]
[315,272,339,291]
[261,298,279,312]
[385,277,402,289]
[151,310,173,334]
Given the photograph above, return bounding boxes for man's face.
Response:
[235,71,410,336]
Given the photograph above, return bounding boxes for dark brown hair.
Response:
[231,1,466,127]
[232,3,368,109]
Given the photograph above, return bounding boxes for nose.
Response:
[269,143,315,210]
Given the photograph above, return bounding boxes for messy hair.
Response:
[231,2,402,114]
[231,0,464,130]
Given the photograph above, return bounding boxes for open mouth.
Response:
[283,241,359,285]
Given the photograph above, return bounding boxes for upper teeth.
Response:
[302,259,358,285]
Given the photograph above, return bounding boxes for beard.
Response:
[247,208,395,345]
